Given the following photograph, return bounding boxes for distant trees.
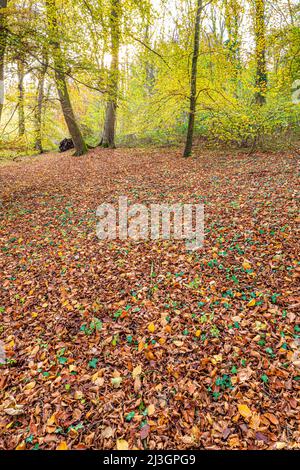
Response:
[0,0,298,153]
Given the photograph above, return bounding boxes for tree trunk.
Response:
[0,0,8,125]
[34,55,48,153]
[17,60,25,137]
[183,0,202,158]
[144,23,155,95]
[254,0,267,105]
[100,0,120,148]
[224,0,241,89]
[45,0,87,156]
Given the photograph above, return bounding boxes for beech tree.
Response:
[254,0,267,105]
[34,52,48,153]
[17,59,25,137]
[183,0,203,158]
[0,0,8,124]
[100,0,120,148]
[45,0,87,155]
[0,0,298,152]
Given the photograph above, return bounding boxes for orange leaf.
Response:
[56,441,68,450]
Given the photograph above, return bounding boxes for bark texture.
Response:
[254,0,267,105]
[100,0,120,149]
[0,0,8,125]
[46,0,87,156]
[183,0,202,158]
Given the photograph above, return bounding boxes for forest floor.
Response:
[0,147,299,450]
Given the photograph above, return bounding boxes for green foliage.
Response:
[205,99,300,148]
[0,0,299,152]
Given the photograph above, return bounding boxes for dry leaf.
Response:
[148,323,156,333]
[102,426,114,439]
[147,404,155,416]
[238,404,252,419]
[15,441,26,450]
[132,364,142,379]
[111,377,123,388]
[116,439,129,450]
[56,441,68,450]
[4,406,24,416]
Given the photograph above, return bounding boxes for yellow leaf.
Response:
[24,381,36,390]
[148,323,156,333]
[56,441,68,450]
[116,439,129,450]
[147,404,155,416]
[30,345,39,357]
[16,441,26,450]
[275,442,287,450]
[47,413,57,426]
[247,299,256,307]
[211,354,222,364]
[238,404,252,419]
[249,412,261,430]
[132,364,142,379]
[228,436,240,448]
[195,330,201,337]
[242,261,251,270]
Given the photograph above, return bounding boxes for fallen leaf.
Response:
[140,423,150,440]
[148,323,156,333]
[116,439,129,450]
[15,441,26,450]
[147,404,155,416]
[56,441,68,450]
[132,364,142,379]
[102,426,114,439]
[111,377,123,388]
[238,404,252,419]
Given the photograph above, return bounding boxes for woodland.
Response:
[0,0,299,451]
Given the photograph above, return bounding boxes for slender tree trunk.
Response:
[100,0,120,148]
[34,55,48,153]
[17,60,25,137]
[254,0,267,105]
[45,0,87,156]
[224,0,241,89]
[183,0,202,158]
[0,0,8,125]
[144,23,155,95]
[287,0,295,26]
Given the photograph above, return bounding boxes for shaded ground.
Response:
[0,147,299,450]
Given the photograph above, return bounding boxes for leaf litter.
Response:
[0,147,299,450]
